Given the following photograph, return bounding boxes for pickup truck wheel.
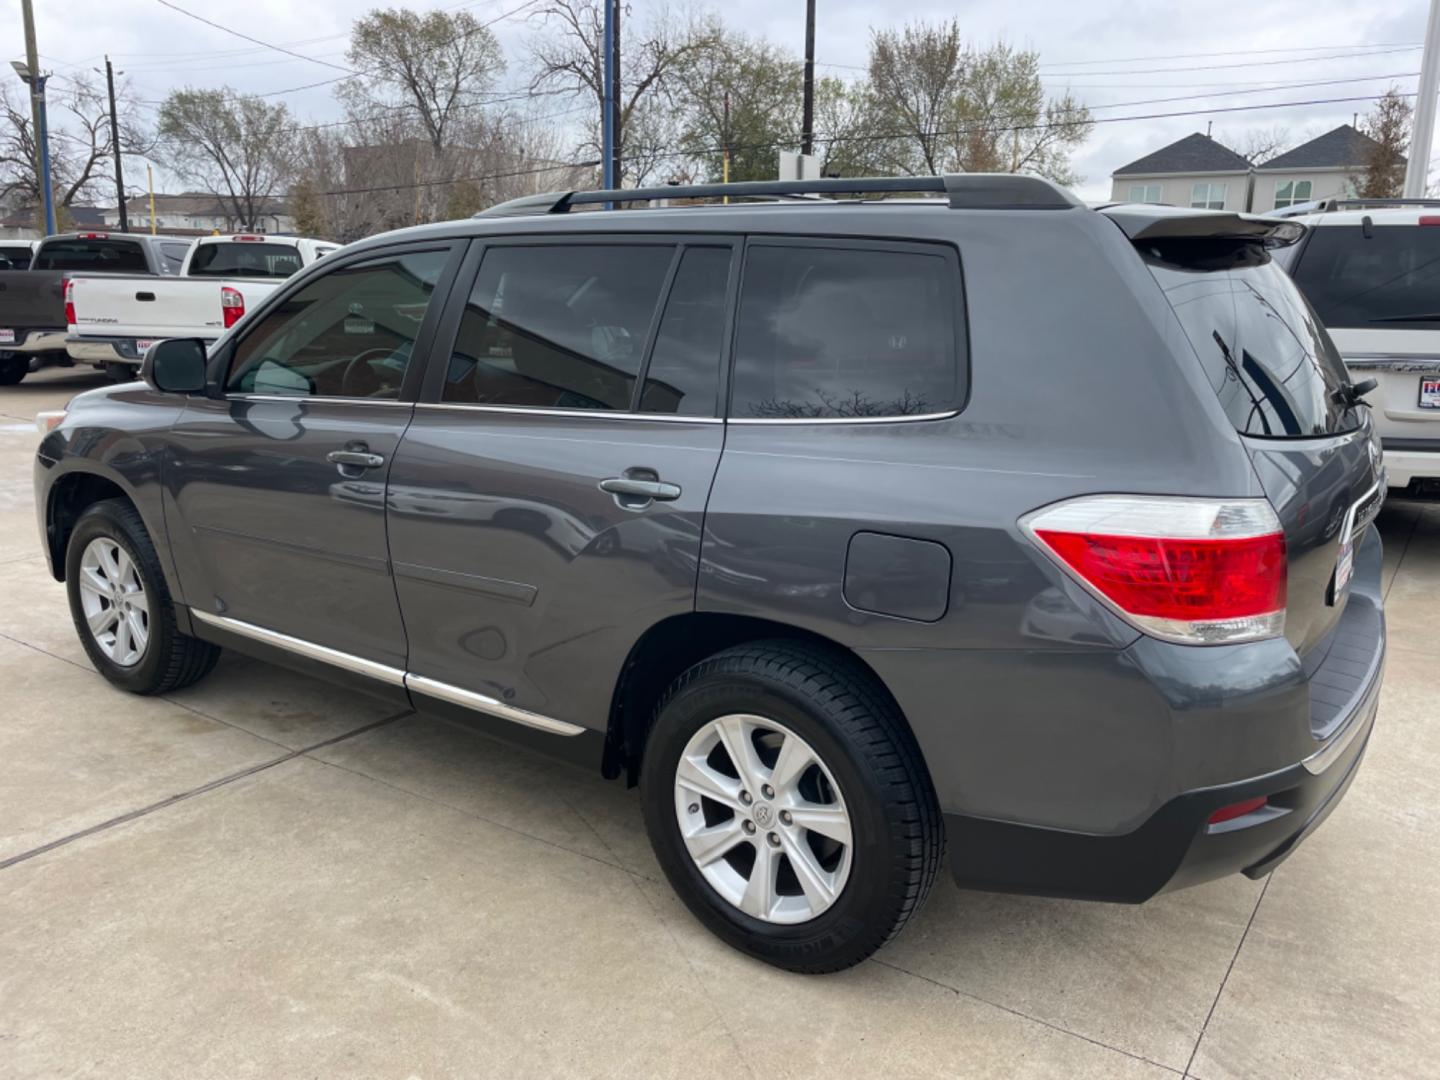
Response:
[640,640,944,973]
[65,498,220,695]
[0,354,26,385]
[103,361,133,383]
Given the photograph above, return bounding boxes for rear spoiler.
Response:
[1099,205,1305,246]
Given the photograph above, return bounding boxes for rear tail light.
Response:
[1022,495,1286,645]
[77,232,109,240]
[232,234,263,242]
[64,279,75,327]
[221,286,245,329]
[1420,216,1440,226]
[1208,796,1268,825]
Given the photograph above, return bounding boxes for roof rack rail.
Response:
[477,173,1083,217]
[1268,196,1440,218]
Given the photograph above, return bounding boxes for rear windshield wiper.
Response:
[1369,313,1440,323]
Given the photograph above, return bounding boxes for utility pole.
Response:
[18,0,55,235]
[104,57,129,232]
[801,0,816,156]
[722,91,730,204]
[1406,0,1440,197]
[612,0,622,188]
[602,0,615,190]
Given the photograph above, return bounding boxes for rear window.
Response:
[33,239,148,273]
[160,241,192,274]
[189,241,305,279]
[1146,239,1360,438]
[1291,225,1440,330]
[0,245,32,270]
[730,243,963,419]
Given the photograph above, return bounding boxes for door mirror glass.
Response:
[142,339,208,394]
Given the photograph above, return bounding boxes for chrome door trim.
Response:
[412,401,722,424]
[189,609,406,686]
[187,609,585,737]
[727,410,959,425]
[404,674,585,736]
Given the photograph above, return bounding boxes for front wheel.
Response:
[641,641,944,973]
[65,498,220,694]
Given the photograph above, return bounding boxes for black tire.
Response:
[65,498,220,694]
[103,361,135,383]
[0,354,26,385]
[640,640,944,973]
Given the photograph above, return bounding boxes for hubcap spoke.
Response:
[87,605,119,634]
[781,832,838,912]
[739,839,778,919]
[682,819,744,867]
[99,542,123,584]
[113,545,134,586]
[713,715,766,793]
[126,609,149,653]
[676,755,743,812]
[79,566,110,598]
[768,732,813,793]
[787,804,852,847]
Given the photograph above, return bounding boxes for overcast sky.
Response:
[7,0,1433,201]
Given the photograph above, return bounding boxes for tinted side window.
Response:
[160,242,192,273]
[443,244,675,410]
[191,242,304,279]
[227,249,449,399]
[640,247,731,415]
[1291,225,1440,330]
[731,244,961,419]
[1,246,33,270]
[33,239,148,273]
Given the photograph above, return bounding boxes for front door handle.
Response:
[599,477,682,502]
[328,449,385,469]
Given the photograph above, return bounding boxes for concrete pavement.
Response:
[2,366,1436,1079]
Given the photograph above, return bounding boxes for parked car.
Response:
[1271,198,1440,490]
[33,176,1386,973]
[66,234,341,381]
[0,232,190,385]
[0,240,37,270]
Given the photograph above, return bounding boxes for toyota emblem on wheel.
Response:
[754,803,775,829]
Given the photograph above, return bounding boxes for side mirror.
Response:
[141,339,208,394]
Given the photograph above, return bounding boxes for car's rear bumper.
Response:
[2,329,67,355]
[65,335,148,365]
[1379,438,1440,487]
[943,620,1383,903]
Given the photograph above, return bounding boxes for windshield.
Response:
[1290,225,1440,330]
[1145,239,1360,438]
[189,242,304,279]
[33,239,148,273]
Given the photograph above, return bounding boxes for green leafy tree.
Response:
[676,32,802,182]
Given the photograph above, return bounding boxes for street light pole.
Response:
[104,57,129,233]
[1407,0,1440,197]
[801,0,816,157]
[18,0,56,235]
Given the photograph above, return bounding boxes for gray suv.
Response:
[34,175,1386,972]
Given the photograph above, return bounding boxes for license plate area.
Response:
[1328,481,1383,605]
[1421,376,1440,408]
[0,329,15,345]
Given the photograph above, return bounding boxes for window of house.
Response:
[1190,182,1227,209]
[227,248,449,399]
[1274,180,1313,209]
[730,243,963,420]
[1128,184,1163,204]
[443,244,677,411]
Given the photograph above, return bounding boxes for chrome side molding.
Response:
[189,609,584,737]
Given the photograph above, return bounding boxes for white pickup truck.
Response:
[66,234,340,378]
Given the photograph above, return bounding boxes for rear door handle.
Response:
[328,449,385,469]
[599,477,681,501]
[135,291,156,301]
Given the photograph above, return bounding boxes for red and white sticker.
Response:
[0,329,15,344]
[134,339,157,352]
[1420,377,1440,409]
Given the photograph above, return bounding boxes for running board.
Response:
[189,609,585,737]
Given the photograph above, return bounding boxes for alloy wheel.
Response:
[77,537,150,667]
[673,713,853,924]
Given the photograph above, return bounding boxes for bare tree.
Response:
[527,0,718,185]
[1219,124,1292,165]
[340,8,506,154]
[157,88,295,230]
[0,74,151,221]
[1355,87,1411,199]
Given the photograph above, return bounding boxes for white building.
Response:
[101,192,294,235]
[1110,125,1399,213]
[1110,133,1253,211]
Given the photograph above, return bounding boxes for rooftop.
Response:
[1256,124,1398,171]
[1112,133,1253,177]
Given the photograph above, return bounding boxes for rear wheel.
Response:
[641,641,944,973]
[104,361,134,383]
[65,498,220,694]
[0,354,26,385]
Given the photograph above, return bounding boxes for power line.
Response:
[1040,41,1422,68]
[153,0,358,74]
[1038,46,1421,76]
